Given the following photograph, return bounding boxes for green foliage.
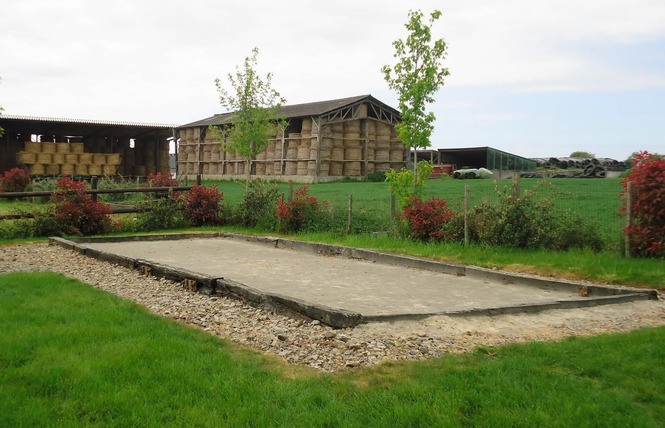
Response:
[385,161,433,207]
[366,171,387,182]
[236,179,280,229]
[450,182,603,251]
[213,47,286,178]
[136,190,189,231]
[382,9,449,154]
[569,151,596,158]
[97,176,137,202]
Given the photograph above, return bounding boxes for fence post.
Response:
[91,176,98,202]
[464,185,470,246]
[347,194,353,234]
[625,181,632,258]
[512,172,521,198]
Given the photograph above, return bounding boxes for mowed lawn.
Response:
[2,272,664,427]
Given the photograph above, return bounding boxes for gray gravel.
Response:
[2,242,664,372]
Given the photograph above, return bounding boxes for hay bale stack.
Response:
[18,151,37,164]
[65,154,79,164]
[52,153,66,164]
[390,149,404,162]
[37,153,52,164]
[88,164,102,176]
[93,154,107,165]
[103,165,117,175]
[75,164,88,175]
[329,147,344,176]
[71,143,84,154]
[202,164,210,175]
[301,117,312,134]
[61,164,75,176]
[45,164,60,175]
[42,142,56,154]
[29,164,45,175]
[56,143,70,154]
[236,161,245,175]
[79,153,93,164]
[25,141,41,153]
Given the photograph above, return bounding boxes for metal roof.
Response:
[178,94,400,129]
[0,114,175,128]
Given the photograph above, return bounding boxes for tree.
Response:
[569,151,595,158]
[212,47,286,184]
[382,9,449,185]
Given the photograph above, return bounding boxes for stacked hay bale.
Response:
[158,140,170,175]
[285,132,300,175]
[298,118,312,176]
[328,122,345,176]
[390,126,404,171]
[16,141,120,177]
[343,119,362,177]
[271,128,285,176]
[315,124,333,177]
[375,122,392,172]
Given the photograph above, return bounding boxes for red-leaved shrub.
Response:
[143,172,180,198]
[402,196,455,242]
[621,151,665,258]
[276,186,328,233]
[183,184,223,226]
[0,167,30,192]
[50,177,113,236]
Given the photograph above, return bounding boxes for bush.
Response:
[0,168,30,193]
[48,177,113,236]
[452,184,603,251]
[182,184,224,226]
[276,186,329,233]
[136,189,188,232]
[622,151,665,258]
[385,161,433,208]
[236,179,280,229]
[143,172,180,199]
[402,196,455,242]
[98,176,135,202]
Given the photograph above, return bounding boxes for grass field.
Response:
[2,271,664,427]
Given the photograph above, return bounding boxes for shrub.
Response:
[276,186,329,233]
[622,151,665,258]
[453,184,603,251]
[143,172,180,199]
[0,168,30,193]
[182,184,224,226]
[135,189,188,232]
[48,177,113,236]
[385,161,433,208]
[236,179,279,229]
[402,196,455,242]
[98,176,135,202]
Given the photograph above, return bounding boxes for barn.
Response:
[0,115,174,177]
[176,95,406,182]
[412,146,537,178]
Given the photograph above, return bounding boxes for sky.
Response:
[1,0,664,161]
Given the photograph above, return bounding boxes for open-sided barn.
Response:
[176,95,406,182]
[0,115,174,177]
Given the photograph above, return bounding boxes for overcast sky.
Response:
[1,0,664,160]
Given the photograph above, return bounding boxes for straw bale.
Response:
[318,161,330,177]
[37,153,52,164]
[25,141,42,153]
[56,143,70,154]
[376,122,392,136]
[329,162,343,176]
[187,152,198,162]
[202,164,210,175]
[45,164,60,175]
[285,161,297,175]
[301,118,312,133]
[209,163,219,175]
[375,149,390,162]
[297,160,308,175]
[265,162,274,175]
[202,151,212,162]
[375,162,391,172]
[367,120,376,136]
[224,163,235,175]
[256,150,267,161]
[366,148,375,160]
[376,135,391,149]
[42,143,56,153]
[102,165,117,175]
[107,153,121,165]
[330,147,344,161]
[78,153,93,164]
[297,146,310,160]
[71,143,84,154]
[343,162,361,176]
[390,149,404,162]
[93,154,107,165]
[61,164,75,176]
[272,161,282,175]
[344,120,361,133]
[255,162,266,175]
[345,147,363,161]
[237,162,245,175]
[366,163,375,174]
[343,133,362,148]
[357,103,368,118]
[18,152,37,164]
[75,164,88,175]
[321,137,333,150]
[210,151,220,162]
[29,164,45,175]
[65,154,79,164]
[52,153,66,164]
[88,165,102,176]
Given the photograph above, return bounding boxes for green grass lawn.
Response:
[2,272,664,427]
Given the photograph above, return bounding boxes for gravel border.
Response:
[2,242,665,372]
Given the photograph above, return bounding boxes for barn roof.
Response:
[178,94,400,129]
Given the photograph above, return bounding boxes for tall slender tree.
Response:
[382,9,449,185]
[213,48,286,184]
